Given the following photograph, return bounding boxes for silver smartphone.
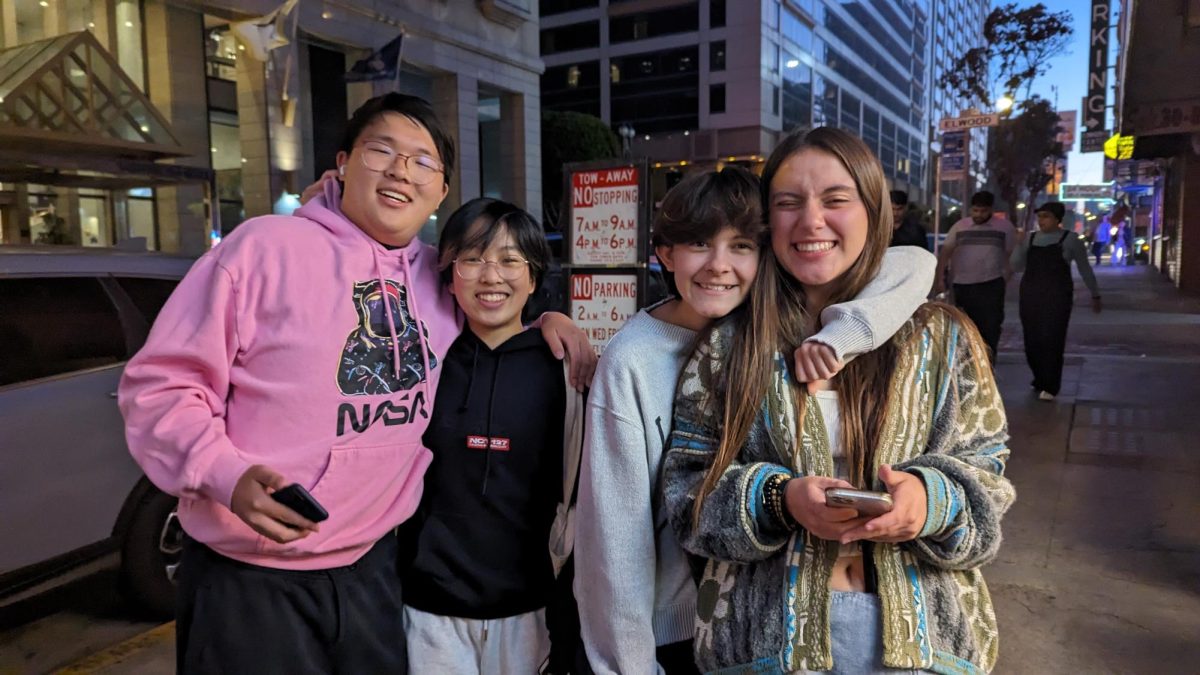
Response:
[824,488,894,516]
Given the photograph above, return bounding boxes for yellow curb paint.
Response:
[53,622,174,675]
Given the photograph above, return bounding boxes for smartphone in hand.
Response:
[824,487,894,517]
[271,483,329,525]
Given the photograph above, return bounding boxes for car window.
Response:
[0,277,127,387]
[114,277,179,325]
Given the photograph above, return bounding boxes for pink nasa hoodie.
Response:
[119,180,460,569]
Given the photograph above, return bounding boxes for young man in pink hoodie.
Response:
[119,94,592,674]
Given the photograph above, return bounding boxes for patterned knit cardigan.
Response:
[662,307,1016,675]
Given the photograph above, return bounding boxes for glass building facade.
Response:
[539,0,988,204]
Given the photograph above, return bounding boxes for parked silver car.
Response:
[0,246,195,617]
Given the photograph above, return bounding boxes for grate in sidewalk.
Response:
[1066,400,1200,474]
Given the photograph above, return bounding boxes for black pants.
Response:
[1020,286,1073,396]
[176,534,406,674]
[953,277,1007,362]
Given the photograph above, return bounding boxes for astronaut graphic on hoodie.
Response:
[337,279,438,395]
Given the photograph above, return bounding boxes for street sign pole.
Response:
[932,149,942,256]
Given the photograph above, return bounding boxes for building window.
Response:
[539,0,599,16]
[540,20,600,55]
[205,27,239,82]
[710,0,726,28]
[762,0,780,29]
[772,84,780,116]
[840,91,861,135]
[762,39,779,75]
[782,6,813,51]
[782,55,811,131]
[610,3,699,43]
[813,75,837,127]
[542,61,601,117]
[710,83,726,114]
[709,40,726,72]
[610,46,699,133]
[209,111,244,234]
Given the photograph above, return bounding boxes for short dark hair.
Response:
[437,198,551,290]
[340,93,456,186]
[889,189,909,206]
[1035,201,1065,221]
[652,166,765,296]
[970,191,995,208]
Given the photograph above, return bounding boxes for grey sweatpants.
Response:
[404,606,550,674]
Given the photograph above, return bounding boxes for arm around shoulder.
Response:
[810,246,935,361]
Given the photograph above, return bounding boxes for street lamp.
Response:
[1017,202,1026,210]
[617,124,635,159]
[996,95,1015,114]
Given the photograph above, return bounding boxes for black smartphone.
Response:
[271,483,329,524]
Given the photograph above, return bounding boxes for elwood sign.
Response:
[939,113,1000,132]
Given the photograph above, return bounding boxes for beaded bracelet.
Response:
[763,472,797,530]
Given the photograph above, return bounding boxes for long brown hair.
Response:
[692,127,898,521]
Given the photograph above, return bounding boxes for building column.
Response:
[1178,153,1200,293]
[499,91,541,213]
[143,1,209,255]
[431,72,480,222]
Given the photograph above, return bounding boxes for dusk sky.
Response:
[1023,0,1110,186]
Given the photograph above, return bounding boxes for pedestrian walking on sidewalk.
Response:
[889,189,930,250]
[1013,202,1102,401]
[1090,214,1112,266]
[934,191,1017,363]
[663,127,1015,674]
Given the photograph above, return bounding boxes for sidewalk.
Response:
[989,264,1200,674]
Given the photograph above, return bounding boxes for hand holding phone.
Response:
[231,465,322,544]
[271,483,329,525]
[824,487,894,517]
[833,465,928,545]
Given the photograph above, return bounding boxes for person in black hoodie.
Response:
[401,197,577,673]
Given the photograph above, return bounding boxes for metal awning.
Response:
[0,31,212,190]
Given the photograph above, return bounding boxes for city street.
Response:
[1,263,1197,674]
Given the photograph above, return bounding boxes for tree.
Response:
[940,3,1072,223]
[540,110,620,229]
[987,97,1065,227]
[940,3,1073,107]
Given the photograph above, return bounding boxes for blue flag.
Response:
[344,34,404,82]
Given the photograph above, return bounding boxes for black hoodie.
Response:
[401,326,566,619]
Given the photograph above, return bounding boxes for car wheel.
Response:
[119,485,181,618]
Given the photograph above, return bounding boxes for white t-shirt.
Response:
[944,216,1016,284]
[814,390,861,559]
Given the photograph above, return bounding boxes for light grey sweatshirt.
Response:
[573,246,936,675]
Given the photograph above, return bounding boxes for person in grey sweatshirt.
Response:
[573,167,936,675]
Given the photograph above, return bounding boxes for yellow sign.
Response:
[1103,134,1135,160]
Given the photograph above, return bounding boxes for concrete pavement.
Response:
[990,263,1200,674]
[47,264,1200,674]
